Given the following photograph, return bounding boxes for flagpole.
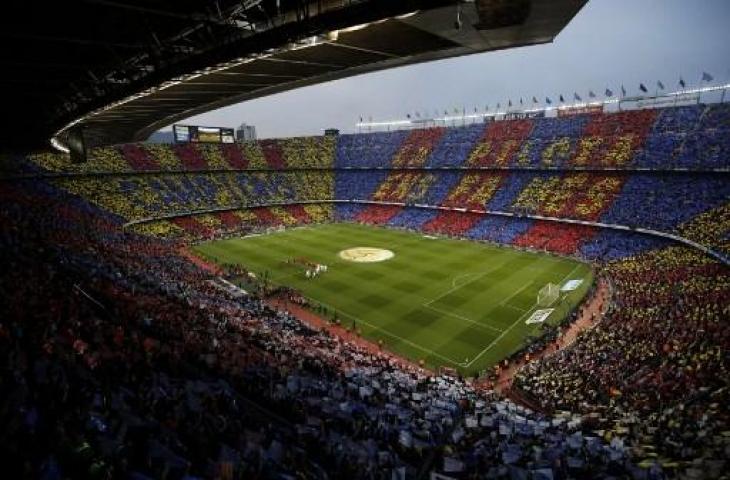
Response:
[618,91,622,112]
[697,73,703,104]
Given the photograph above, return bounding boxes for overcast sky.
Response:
[180,0,730,139]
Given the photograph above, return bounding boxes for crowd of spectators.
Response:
[3,178,683,479]
[28,136,336,174]
[15,103,730,177]
[2,102,728,478]
[514,247,729,476]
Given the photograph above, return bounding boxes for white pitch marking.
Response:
[296,296,466,366]
[463,263,582,368]
[423,304,505,334]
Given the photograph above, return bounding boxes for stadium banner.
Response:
[557,104,603,117]
[503,110,545,120]
[525,309,554,325]
[561,279,583,291]
[627,92,700,109]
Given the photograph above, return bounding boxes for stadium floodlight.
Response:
[537,283,560,307]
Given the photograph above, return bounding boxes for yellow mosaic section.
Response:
[679,204,730,254]
[197,145,231,170]
[280,136,336,168]
[303,203,333,222]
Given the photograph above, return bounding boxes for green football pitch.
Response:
[194,223,593,376]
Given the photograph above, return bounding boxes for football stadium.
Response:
[1,1,728,479]
[194,223,593,375]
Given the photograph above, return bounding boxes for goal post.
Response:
[537,283,560,307]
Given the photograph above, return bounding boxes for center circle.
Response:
[339,247,394,263]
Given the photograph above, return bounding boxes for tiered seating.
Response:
[517,115,589,167]
[511,172,624,220]
[335,130,408,168]
[387,207,439,229]
[335,170,389,200]
[634,105,704,168]
[52,171,334,222]
[120,143,160,170]
[172,143,209,170]
[283,204,311,223]
[219,143,248,168]
[579,229,672,261]
[20,104,730,177]
[259,138,287,168]
[356,128,446,221]
[466,119,533,167]
[423,210,484,236]
[334,202,366,221]
[424,123,484,167]
[513,221,598,255]
[515,247,729,466]
[3,101,730,479]
[678,203,730,256]
[466,215,534,244]
[676,103,730,169]
[600,173,729,231]
[302,203,332,223]
[171,215,215,238]
[280,135,335,168]
[570,109,657,167]
[355,204,402,225]
[252,205,281,226]
[441,171,506,210]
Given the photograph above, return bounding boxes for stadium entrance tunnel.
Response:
[338,247,394,263]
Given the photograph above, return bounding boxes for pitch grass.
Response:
[194,223,593,376]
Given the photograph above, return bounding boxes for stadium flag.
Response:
[679,77,686,88]
[605,88,613,97]
[532,96,538,104]
[573,92,582,101]
[519,97,523,105]
[444,109,448,115]
[508,99,512,107]
[359,116,363,122]
[621,85,627,97]
[485,105,489,111]
[497,102,501,109]
[559,94,565,103]
[474,106,478,113]
[406,113,411,119]
[588,90,596,98]
[702,71,713,82]
[545,97,552,104]
[657,80,665,90]
[639,83,648,93]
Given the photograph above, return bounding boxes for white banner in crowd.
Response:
[561,279,583,291]
[525,309,554,325]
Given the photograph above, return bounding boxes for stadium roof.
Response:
[1,0,586,152]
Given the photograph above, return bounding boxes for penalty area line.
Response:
[463,263,582,369]
[422,304,504,334]
[293,295,466,367]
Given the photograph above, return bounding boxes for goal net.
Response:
[537,283,560,307]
